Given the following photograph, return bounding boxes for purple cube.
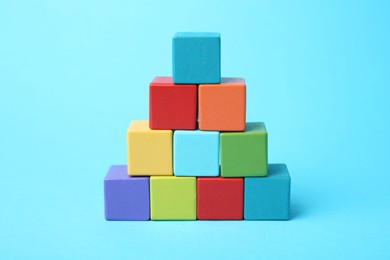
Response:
[104,165,150,220]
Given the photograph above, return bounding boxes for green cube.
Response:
[220,122,268,177]
[150,176,196,220]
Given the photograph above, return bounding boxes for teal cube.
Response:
[244,164,291,220]
[174,130,219,176]
[172,32,221,84]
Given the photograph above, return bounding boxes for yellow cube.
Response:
[127,120,173,176]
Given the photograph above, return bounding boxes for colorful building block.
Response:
[104,165,150,220]
[150,176,196,220]
[149,76,197,130]
[173,130,219,176]
[103,32,293,223]
[244,164,291,220]
[199,78,246,131]
[127,120,172,176]
[220,122,267,177]
[197,178,243,220]
[172,32,221,84]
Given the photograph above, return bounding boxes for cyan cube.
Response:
[244,164,291,220]
[174,130,219,176]
[172,32,221,84]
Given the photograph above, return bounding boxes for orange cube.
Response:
[198,78,246,131]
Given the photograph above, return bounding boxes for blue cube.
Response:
[104,165,150,221]
[244,164,291,220]
[174,130,219,176]
[172,32,221,84]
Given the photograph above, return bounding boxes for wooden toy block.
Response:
[199,78,246,131]
[172,32,221,84]
[150,176,196,220]
[244,164,291,220]
[174,130,219,177]
[197,177,243,220]
[104,165,149,220]
[149,76,197,130]
[127,120,172,176]
[220,122,267,177]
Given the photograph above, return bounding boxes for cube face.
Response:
[150,177,196,220]
[104,165,150,220]
[174,130,219,176]
[244,164,291,220]
[149,76,197,130]
[197,178,243,220]
[221,122,267,177]
[127,120,173,176]
[199,78,246,131]
[173,32,221,84]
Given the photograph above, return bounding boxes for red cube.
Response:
[149,76,197,130]
[197,177,244,220]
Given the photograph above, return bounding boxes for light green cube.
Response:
[220,122,268,177]
[150,176,196,220]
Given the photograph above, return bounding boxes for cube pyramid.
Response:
[104,32,291,221]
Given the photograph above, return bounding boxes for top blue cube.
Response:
[172,32,221,84]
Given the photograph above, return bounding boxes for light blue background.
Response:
[1,0,389,259]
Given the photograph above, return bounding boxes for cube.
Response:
[173,32,221,84]
[150,176,196,220]
[197,178,243,220]
[174,130,219,176]
[149,76,197,130]
[220,122,267,177]
[199,78,246,131]
[104,165,150,220]
[127,120,172,176]
[244,164,291,220]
